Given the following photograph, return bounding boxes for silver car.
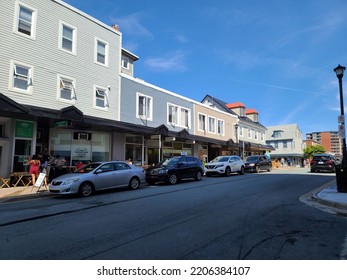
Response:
[49,161,145,197]
[205,156,245,176]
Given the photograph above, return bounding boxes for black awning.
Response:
[0,93,31,117]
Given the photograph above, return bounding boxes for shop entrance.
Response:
[13,139,32,172]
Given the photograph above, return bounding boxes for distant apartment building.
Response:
[306,131,342,156]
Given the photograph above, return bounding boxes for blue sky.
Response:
[64,0,347,136]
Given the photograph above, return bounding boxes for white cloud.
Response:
[111,13,153,38]
[144,51,188,72]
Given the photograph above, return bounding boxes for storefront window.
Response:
[50,129,111,165]
[125,135,143,166]
[162,141,192,158]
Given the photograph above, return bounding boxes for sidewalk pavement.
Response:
[1,180,347,214]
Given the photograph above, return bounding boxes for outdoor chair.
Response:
[0,177,11,188]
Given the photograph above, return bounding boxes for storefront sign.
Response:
[54,120,72,127]
[151,135,160,140]
[15,120,34,138]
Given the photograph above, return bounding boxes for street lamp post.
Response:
[334,64,347,192]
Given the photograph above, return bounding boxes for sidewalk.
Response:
[0,185,50,203]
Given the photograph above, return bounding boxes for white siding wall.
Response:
[0,0,121,120]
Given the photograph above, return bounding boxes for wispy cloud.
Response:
[111,12,153,38]
[229,78,328,96]
[144,50,188,72]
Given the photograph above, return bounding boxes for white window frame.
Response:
[208,116,216,134]
[180,108,189,128]
[217,119,225,135]
[95,38,109,66]
[10,60,33,94]
[198,113,206,132]
[94,85,109,110]
[57,74,76,103]
[239,126,244,137]
[167,103,191,128]
[248,128,251,138]
[14,1,37,39]
[121,56,129,69]
[167,104,179,126]
[254,130,258,140]
[136,93,153,121]
[59,21,77,54]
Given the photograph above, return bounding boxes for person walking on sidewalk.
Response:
[27,154,40,185]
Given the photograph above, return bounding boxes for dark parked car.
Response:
[145,156,204,185]
[310,154,338,173]
[244,155,272,173]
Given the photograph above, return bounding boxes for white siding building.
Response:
[265,124,304,166]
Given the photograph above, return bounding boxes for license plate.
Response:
[318,161,324,164]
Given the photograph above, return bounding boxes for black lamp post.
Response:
[333,64,347,192]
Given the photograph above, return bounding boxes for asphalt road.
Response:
[0,168,346,260]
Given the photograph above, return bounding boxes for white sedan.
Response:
[49,161,145,197]
[205,156,245,177]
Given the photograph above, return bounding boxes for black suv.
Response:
[244,155,272,173]
[310,154,338,173]
[145,156,204,185]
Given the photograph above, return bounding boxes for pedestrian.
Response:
[27,154,40,185]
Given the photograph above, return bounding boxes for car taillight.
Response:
[327,160,334,165]
[311,160,316,165]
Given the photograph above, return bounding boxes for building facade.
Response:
[265,124,304,166]
[306,131,342,156]
[201,95,273,159]
[0,0,272,178]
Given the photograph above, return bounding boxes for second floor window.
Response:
[168,105,178,125]
[59,76,76,101]
[137,93,152,120]
[180,108,189,128]
[167,104,190,128]
[208,117,216,133]
[13,63,32,92]
[198,114,206,131]
[95,87,108,108]
[217,120,224,135]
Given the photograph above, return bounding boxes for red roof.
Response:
[226,102,246,109]
[246,108,258,114]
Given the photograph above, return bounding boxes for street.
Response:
[0,168,346,260]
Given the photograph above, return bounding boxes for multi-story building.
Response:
[0,0,243,177]
[0,0,127,176]
[201,95,273,159]
[306,131,342,156]
[265,124,304,166]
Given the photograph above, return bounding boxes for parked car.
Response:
[244,155,272,173]
[145,155,204,185]
[310,154,338,173]
[205,155,245,177]
[49,161,145,197]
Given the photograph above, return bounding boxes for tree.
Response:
[303,145,326,159]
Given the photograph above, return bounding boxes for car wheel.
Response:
[128,177,140,190]
[238,166,245,175]
[78,182,94,197]
[256,166,260,173]
[195,170,202,181]
[225,167,231,176]
[267,164,272,172]
[168,173,178,185]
